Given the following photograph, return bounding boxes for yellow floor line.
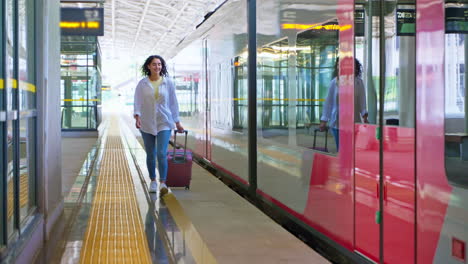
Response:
[80,117,152,264]
[163,194,218,264]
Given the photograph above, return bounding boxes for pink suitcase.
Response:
[166,130,192,189]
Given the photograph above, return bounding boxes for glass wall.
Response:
[18,0,36,225]
[256,0,339,212]
[445,0,468,188]
[171,72,200,117]
[233,55,248,131]
[295,27,339,153]
[1,0,37,246]
[61,36,101,130]
[0,0,4,245]
[5,0,15,242]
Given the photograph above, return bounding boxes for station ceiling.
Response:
[62,0,225,60]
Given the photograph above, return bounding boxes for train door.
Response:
[354,0,416,263]
[418,1,467,263]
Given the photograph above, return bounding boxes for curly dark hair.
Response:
[333,57,363,78]
[141,55,168,77]
[354,58,362,78]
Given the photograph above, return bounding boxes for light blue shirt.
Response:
[134,76,180,135]
[320,77,368,129]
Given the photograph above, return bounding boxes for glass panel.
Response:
[61,105,97,129]
[17,0,36,225]
[174,88,193,116]
[6,121,14,239]
[202,2,248,181]
[0,0,4,245]
[296,26,339,153]
[19,118,35,222]
[354,0,383,260]
[258,38,289,142]
[61,36,100,130]
[257,0,339,213]
[444,1,468,188]
[355,1,416,262]
[383,4,416,127]
[0,0,3,105]
[18,0,36,110]
[233,55,248,131]
[383,2,417,263]
[6,0,14,112]
[6,0,16,240]
[355,1,380,125]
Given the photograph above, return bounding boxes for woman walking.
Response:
[134,55,184,195]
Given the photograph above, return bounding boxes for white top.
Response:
[134,76,180,135]
[320,77,368,129]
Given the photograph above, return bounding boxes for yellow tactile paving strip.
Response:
[80,120,152,264]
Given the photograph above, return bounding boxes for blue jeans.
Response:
[140,130,171,181]
[331,128,339,151]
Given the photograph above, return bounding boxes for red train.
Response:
[168,0,468,263]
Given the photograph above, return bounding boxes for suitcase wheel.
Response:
[185,185,190,190]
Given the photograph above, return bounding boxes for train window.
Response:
[295,24,339,154]
[444,0,468,188]
[355,3,416,127]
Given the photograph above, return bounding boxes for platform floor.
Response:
[167,163,328,263]
[57,113,329,263]
[62,137,97,197]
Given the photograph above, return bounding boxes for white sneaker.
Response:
[149,181,158,193]
[159,183,168,196]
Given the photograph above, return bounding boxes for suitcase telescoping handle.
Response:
[172,130,188,162]
[313,128,328,151]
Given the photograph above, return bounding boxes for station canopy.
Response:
[62,0,225,60]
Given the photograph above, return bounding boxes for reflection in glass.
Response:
[444,2,468,187]
[233,55,248,131]
[295,24,339,153]
[355,2,379,125]
[0,0,4,244]
[19,118,35,223]
[256,0,340,214]
[355,2,416,127]
[6,0,14,112]
[6,0,16,240]
[258,38,289,141]
[383,4,416,127]
[18,0,36,110]
[7,121,14,239]
[320,58,368,151]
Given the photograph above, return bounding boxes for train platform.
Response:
[56,114,329,263]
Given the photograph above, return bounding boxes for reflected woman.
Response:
[319,58,368,150]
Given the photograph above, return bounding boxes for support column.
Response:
[247,0,257,197]
[465,39,468,133]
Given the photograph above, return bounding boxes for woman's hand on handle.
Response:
[362,113,369,124]
[319,121,328,132]
[134,115,141,129]
[176,122,184,132]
